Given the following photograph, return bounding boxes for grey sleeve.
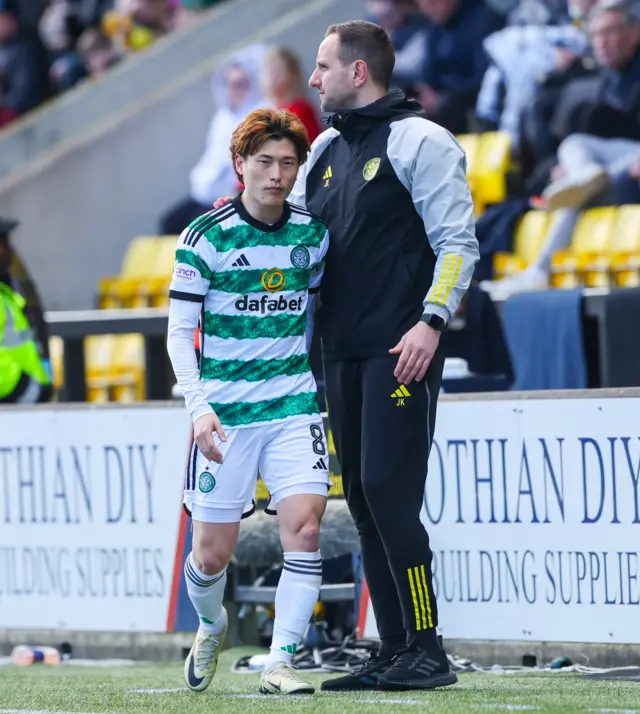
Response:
[388,118,479,322]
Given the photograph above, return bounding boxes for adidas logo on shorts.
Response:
[313,458,328,470]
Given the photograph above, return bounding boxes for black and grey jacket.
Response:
[290,89,479,361]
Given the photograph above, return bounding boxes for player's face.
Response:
[235,138,299,209]
[309,34,357,113]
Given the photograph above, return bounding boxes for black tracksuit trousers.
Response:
[324,348,445,653]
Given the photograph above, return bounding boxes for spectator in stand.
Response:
[365,0,429,88]
[483,135,640,294]
[2,0,47,32]
[39,0,101,91]
[476,0,597,150]
[106,0,173,52]
[543,133,640,209]
[528,0,640,168]
[261,46,321,143]
[506,0,571,26]
[0,69,18,129]
[159,45,268,235]
[77,26,121,77]
[0,6,49,115]
[411,0,503,134]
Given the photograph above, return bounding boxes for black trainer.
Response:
[321,651,393,691]
[377,644,458,690]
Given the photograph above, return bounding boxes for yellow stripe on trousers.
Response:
[407,568,422,631]
[421,564,434,628]
[413,566,428,630]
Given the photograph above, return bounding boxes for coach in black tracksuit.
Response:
[291,21,479,690]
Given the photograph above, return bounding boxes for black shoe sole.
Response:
[377,670,458,691]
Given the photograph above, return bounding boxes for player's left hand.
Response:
[389,321,440,384]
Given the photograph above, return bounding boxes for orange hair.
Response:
[230,108,310,183]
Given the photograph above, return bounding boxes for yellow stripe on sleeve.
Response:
[430,254,453,305]
[436,255,463,306]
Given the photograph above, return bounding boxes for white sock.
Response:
[184,552,227,632]
[265,551,322,669]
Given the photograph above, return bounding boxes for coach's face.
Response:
[309,34,357,113]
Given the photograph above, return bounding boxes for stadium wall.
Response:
[0,0,367,311]
[2,389,639,663]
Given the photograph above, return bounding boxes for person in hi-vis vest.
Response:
[0,217,51,404]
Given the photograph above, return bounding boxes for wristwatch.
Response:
[420,312,447,333]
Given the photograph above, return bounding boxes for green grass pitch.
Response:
[0,647,638,714]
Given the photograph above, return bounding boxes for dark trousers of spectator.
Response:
[429,88,479,135]
[323,349,445,654]
[613,174,640,203]
[572,104,640,143]
[520,86,563,172]
[160,198,210,235]
[520,66,597,172]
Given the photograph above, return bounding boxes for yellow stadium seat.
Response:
[129,235,179,308]
[456,134,482,214]
[98,237,163,308]
[610,205,640,288]
[148,236,179,308]
[514,210,551,265]
[51,333,147,403]
[111,334,145,402]
[473,132,512,206]
[48,336,64,393]
[456,133,480,175]
[493,210,550,279]
[83,334,146,403]
[551,207,617,288]
[84,335,116,402]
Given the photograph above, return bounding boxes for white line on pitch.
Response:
[0,710,106,714]
[127,687,189,688]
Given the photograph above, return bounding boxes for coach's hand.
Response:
[390,321,440,384]
[213,196,234,209]
[194,412,227,464]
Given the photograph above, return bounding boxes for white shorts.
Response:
[183,414,331,523]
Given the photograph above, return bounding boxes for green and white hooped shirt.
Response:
[167,195,329,428]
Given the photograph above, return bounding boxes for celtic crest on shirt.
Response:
[290,245,310,269]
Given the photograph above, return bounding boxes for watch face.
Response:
[424,314,446,332]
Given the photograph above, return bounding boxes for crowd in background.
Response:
[157,0,640,296]
[0,0,223,130]
[362,0,640,293]
[2,0,640,395]
[2,0,640,293]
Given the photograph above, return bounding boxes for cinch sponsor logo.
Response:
[235,295,304,313]
[174,265,197,279]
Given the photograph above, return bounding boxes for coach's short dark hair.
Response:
[325,20,395,90]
